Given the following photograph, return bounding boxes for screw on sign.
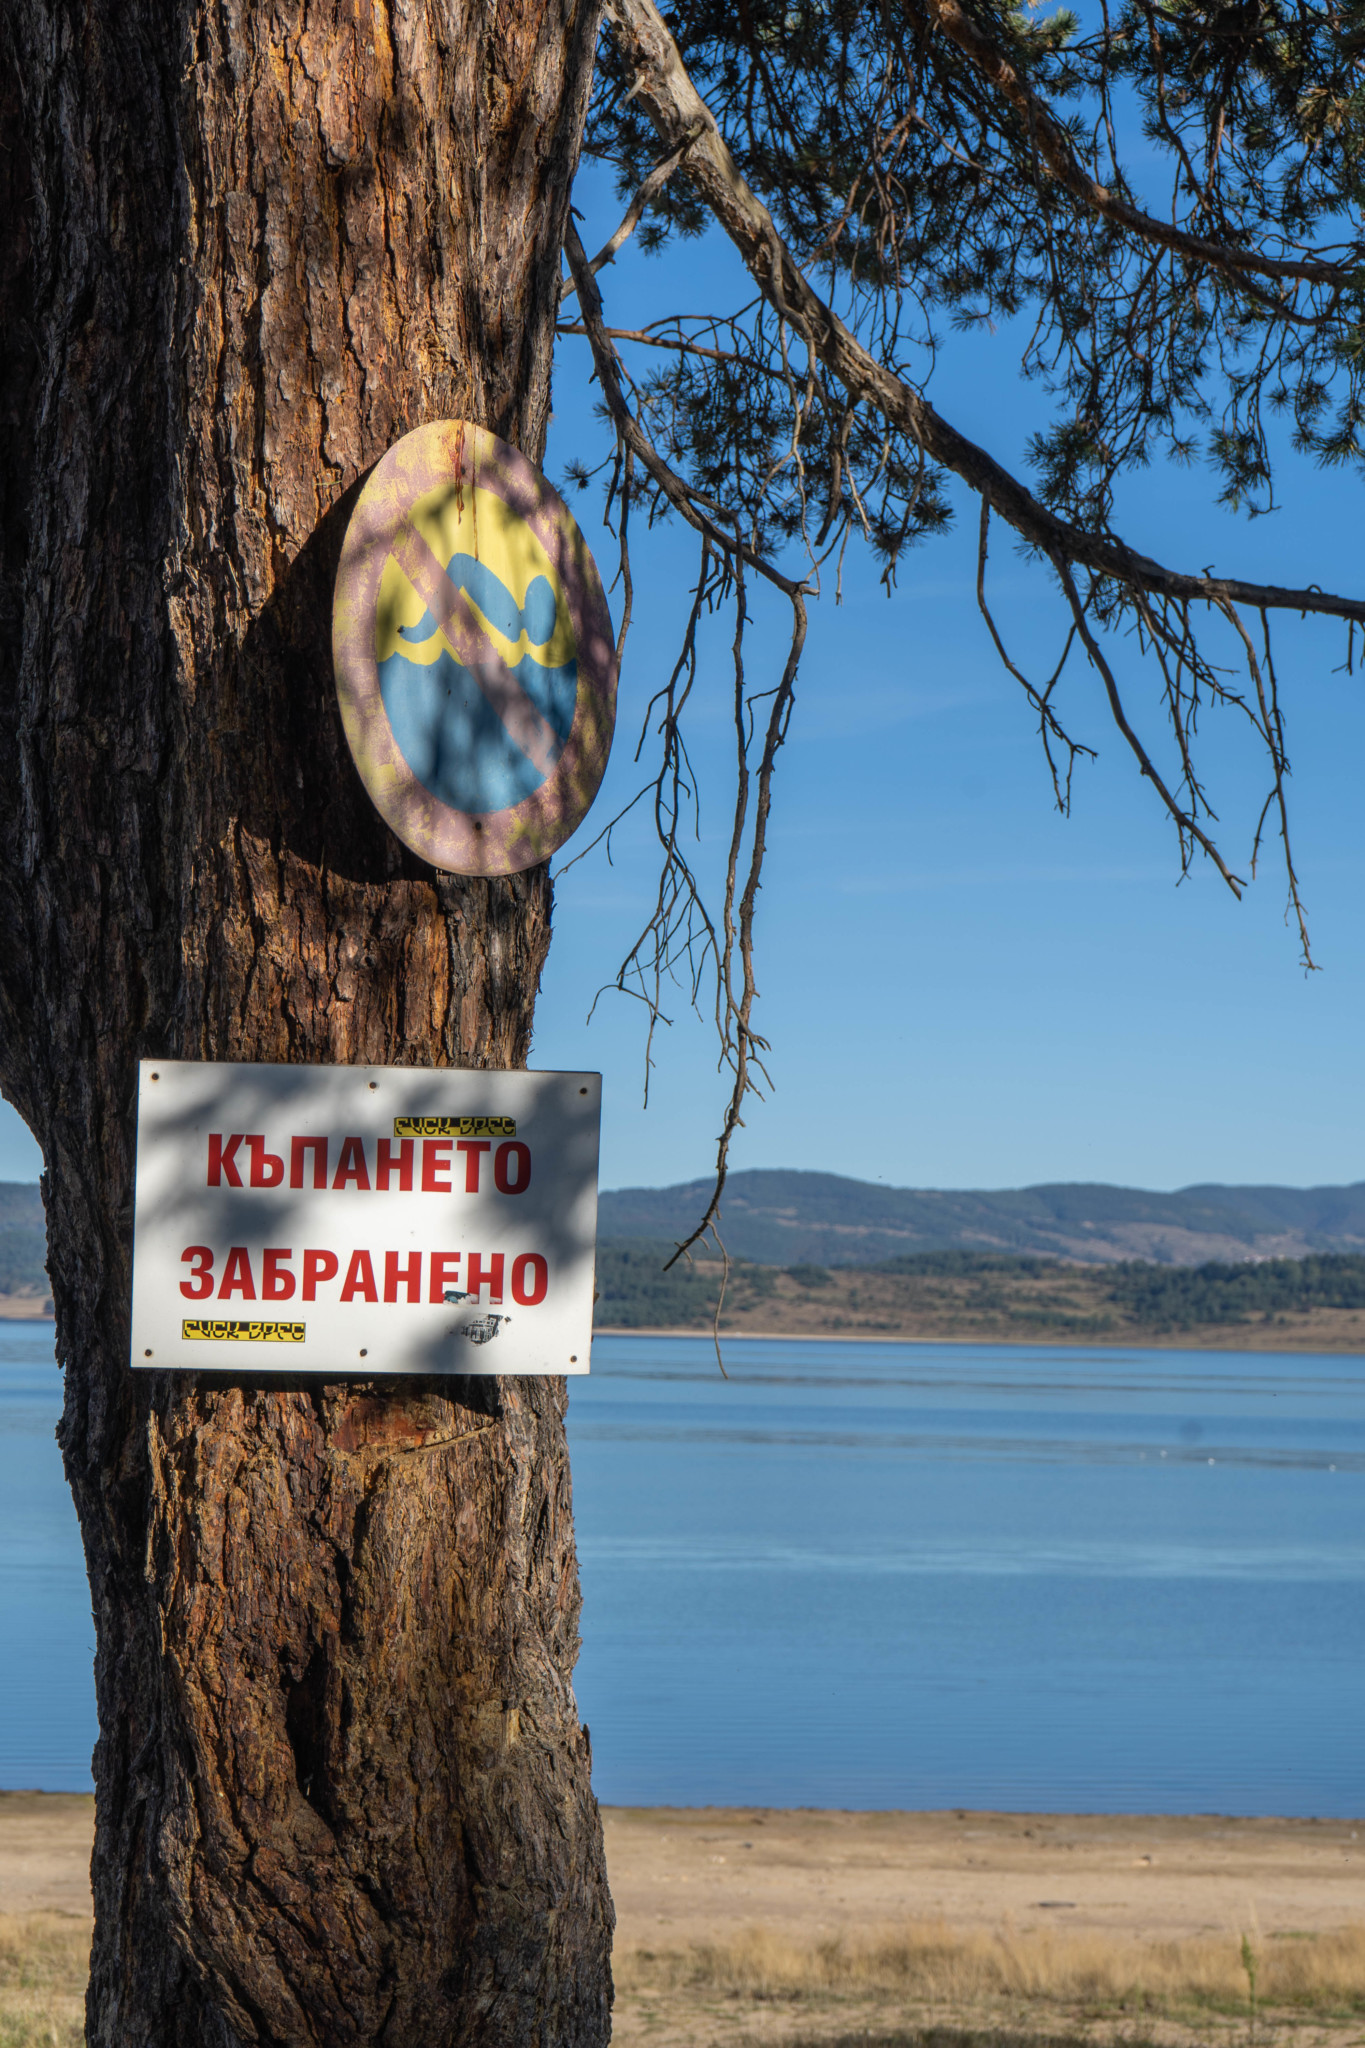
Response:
[332,421,618,875]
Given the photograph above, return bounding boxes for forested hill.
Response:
[598,1171,1365,1268]
[8,1171,1365,1300]
[594,1243,1365,1346]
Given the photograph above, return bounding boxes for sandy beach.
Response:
[0,1794,92,1917]
[4,1797,1361,2047]
[603,1806,1365,1945]
[0,1297,51,1321]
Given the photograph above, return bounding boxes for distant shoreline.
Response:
[0,1298,51,1323]
[595,1321,1365,1352]
[3,1311,1362,1352]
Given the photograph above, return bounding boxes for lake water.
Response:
[3,1324,1362,1812]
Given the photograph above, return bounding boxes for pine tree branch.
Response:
[917,0,1357,294]
[601,0,1365,628]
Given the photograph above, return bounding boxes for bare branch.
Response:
[1052,556,1246,898]
[556,321,746,365]
[977,502,1091,812]
[565,218,813,1321]
[561,123,707,308]
[662,577,808,1272]
[564,222,806,598]
[1220,602,1317,967]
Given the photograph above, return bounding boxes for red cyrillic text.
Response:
[262,1248,295,1300]
[203,1131,532,1196]
[465,1252,504,1304]
[341,1249,378,1302]
[429,1251,461,1302]
[383,1250,422,1303]
[247,1136,284,1188]
[180,1245,215,1298]
[219,1247,256,1300]
[511,1253,548,1305]
[494,1141,531,1195]
[176,1247,547,1308]
[207,1134,243,1188]
[376,1139,413,1191]
[291,1135,329,1189]
[421,1139,452,1193]
[457,1139,490,1192]
[333,1136,370,1190]
[303,1248,339,1299]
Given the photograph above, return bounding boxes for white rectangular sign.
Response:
[130,1061,600,1375]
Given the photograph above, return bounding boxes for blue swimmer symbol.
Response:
[399,558,559,651]
[379,550,578,815]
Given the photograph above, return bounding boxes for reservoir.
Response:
[3,1324,1361,1813]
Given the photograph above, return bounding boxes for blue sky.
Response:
[533,169,1365,1195]
[2,165,1362,1196]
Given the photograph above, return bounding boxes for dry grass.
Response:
[3,1910,1361,2044]
[0,1914,89,2048]
[614,1919,1365,2022]
[738,2033,1175,2048]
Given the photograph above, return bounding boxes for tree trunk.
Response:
[0,1,613,2041]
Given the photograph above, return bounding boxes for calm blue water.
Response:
[3,1324,1362,1811]
[0,1324,96,1791]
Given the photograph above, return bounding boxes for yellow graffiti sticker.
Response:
[182,1320,307,1343]
[393,1116,516,1139]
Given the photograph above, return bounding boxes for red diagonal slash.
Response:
[387,525,563,782]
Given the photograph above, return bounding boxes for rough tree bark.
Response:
[0,1,614,2042]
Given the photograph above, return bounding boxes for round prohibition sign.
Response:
[332,420,618,876]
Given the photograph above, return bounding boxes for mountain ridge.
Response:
[597,1169,1365,1267]
[7,1172,1365,1287]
